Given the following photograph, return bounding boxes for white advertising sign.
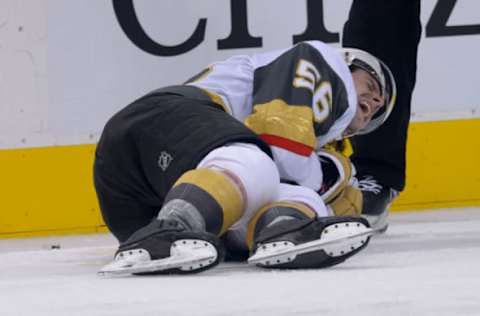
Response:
[1,0,479,149]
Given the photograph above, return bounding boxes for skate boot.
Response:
[247,203,373,269]
[99,218,225,276]
[357,175,398,232]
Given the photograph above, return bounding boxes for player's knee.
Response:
[197,143,280,214]
[163,168,244,235]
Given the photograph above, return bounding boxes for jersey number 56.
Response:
[293,59,332,123]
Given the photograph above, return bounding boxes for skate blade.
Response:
[98,239,217,276]
[248,224,381,266]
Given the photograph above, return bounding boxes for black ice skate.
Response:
[248,216,376,269]
[357,175,399,232]
[98,218,225,276]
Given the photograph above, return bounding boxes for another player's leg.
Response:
[342,0,421,230]
[105,143,280,275]
[356,175,398,231]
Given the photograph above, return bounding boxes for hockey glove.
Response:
[317,149,362,217]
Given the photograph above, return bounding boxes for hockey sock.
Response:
[246,202,316,250]
[158,168,244,235]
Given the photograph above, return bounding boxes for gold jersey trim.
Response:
[246,201,316,249]
[200,88,231,114]
[244,99,317,150]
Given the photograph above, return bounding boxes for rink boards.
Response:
[1,1,479,237]
[2,118,479,238]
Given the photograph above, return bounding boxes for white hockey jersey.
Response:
[186,41,357,191]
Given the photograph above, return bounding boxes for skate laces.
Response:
[356,176,382,194]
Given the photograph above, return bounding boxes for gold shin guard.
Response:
[246,202,316,250]
[170,168,244,235]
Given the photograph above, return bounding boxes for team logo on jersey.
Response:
[158,151,173,171]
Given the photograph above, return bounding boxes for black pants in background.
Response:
[342,0,422,191]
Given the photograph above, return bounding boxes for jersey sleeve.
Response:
[184,55,255,121]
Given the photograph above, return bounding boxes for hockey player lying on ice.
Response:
[94,40,396,275]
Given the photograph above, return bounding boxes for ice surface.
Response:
[1,208,479,316]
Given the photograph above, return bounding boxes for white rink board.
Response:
[1,0,479,148]
[1,208,479,316]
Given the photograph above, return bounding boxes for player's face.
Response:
[345,68,385,135]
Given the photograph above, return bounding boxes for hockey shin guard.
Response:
[159,168,245,236]
[246,202,316,250]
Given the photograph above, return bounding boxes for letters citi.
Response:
[112,0,479,56]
